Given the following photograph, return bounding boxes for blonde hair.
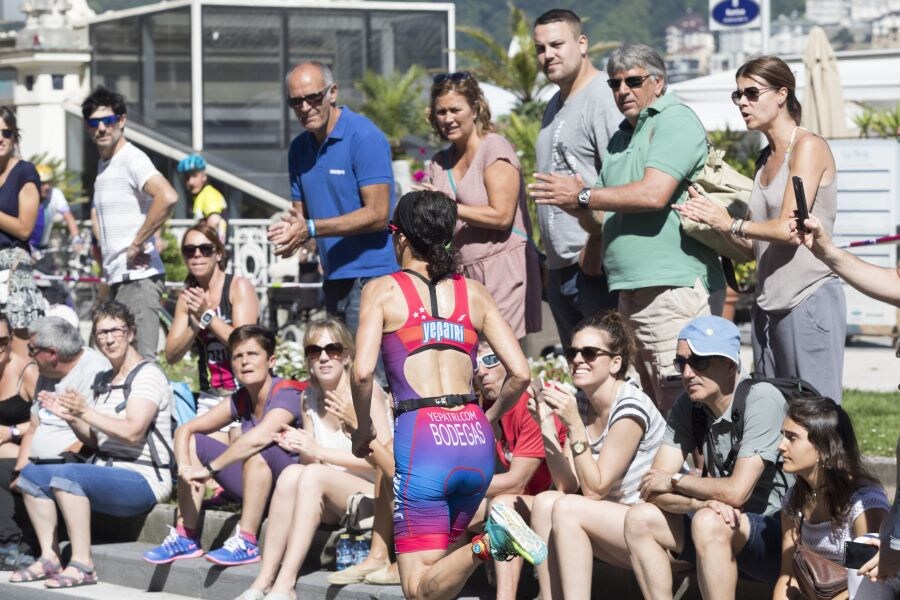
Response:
[303,317,355,388]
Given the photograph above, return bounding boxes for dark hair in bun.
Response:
[393,190,460,281]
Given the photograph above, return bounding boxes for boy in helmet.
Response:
[178,154,227,242]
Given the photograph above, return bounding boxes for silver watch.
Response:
[198,309,216,330]
[577,187,591,209]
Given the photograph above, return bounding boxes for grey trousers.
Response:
[111,275,164,360]
[751,278,846,403]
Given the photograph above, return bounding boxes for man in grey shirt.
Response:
[15,317,111,465]
[533,9,620,346]
[624,316,790,597]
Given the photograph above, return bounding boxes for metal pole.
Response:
[191,0,203,151]
[760,0,770,55]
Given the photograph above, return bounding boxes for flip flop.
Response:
[9,556,61,583]
[44,560,97,588]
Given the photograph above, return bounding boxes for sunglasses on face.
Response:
[673,354,712,374]
[0,129,13,140]
[432,71,471,85]
[477,353,501,369]
[27,345,50,358]
[0,336,9,347]
[564,346,615,363]
[285,84,333,109]
[731,86,776,105]
[606,74,652,91]
[181,243,216,259]
[85,114,121,129]
[304,342,344,360]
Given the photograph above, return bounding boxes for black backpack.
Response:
[691,374,821,477]
[91,361,176,483]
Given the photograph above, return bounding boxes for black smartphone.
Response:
[843,540,878,569]
[791,175,810,232]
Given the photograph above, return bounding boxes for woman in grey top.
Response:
[675,55,845,402]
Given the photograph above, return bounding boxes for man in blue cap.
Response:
[623,316,790,599]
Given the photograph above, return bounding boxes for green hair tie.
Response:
[444,241,452,250]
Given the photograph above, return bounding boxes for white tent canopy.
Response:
[670,49,900,132]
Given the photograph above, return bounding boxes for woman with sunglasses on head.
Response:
[774,396,898,600]
[511,311,665,600]
[350,190,544,600]
[675,55,845,402]
[235,318,393,600]
[165,224,258,450]
[11,300,173,588]
[143,325,303,568]
[423,71,542,342]
[0,107,45,357]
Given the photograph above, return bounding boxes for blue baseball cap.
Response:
[678,316,740,366]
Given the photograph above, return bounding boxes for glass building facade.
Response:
[88,2,450,212]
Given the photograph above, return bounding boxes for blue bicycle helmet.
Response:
[177,153,206,173]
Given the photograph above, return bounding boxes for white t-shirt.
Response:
[93,143,165,284]
[586,380,666,505]
[31,348,112,459]
[93,362,173,502]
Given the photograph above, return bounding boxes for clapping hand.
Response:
[39,391,75,423]
[672,186,733,232]
[323,390,358,434]
[267,206,309,258]
[539,382,581,428]
[526,380,555,426]
[182,287,211,320]
[56,390,89,419]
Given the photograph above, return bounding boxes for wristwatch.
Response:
[203,461,219,477]
[8,425,21,444]
[571,440,589,457]
[577,187,591,209]
[671,472,686,487]
[198,309,216,330]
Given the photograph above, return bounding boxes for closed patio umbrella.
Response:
[801,26,851,138]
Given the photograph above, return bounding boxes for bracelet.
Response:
[737,219,749,239]
[202,461,219,477]
[471,534,491,562]
[730,218,743,237]
[306,219,317,238]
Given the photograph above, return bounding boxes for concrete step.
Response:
[0,579,195,600]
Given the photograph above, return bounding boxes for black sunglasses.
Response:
[564,346,615,362]
[304,343,344,360]
[181,243,216,259]
[673,354,712,374]
[606,74,652,91]
[0,129,13,140]
[85,114,120,128]
[731,86,776,105]
[477,353,501,369]
[286,84,333,109]
[432,71,471,85]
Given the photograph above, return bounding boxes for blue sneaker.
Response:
[484,502,548,565]
[142,527,204,564]
[205,531,260,566]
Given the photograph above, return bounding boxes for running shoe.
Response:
[205,531,260,566]
[483,502,548,565]
[142,527,204,564]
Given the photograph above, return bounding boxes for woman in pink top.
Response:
[425,72,542,340]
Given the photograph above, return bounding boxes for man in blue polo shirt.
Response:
[268,61,397,334]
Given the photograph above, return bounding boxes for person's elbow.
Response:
[353,363,376,389]
[159,186,179,213]
[506,364,531,396]
[581,480,613,501]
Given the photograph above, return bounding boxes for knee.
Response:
[273,465,303,494]
[244,452,271,476]
[690,508,733,548]
[550,495,579,528]
[623,503,663,542]
[532,490,562,519]
[296,464,330,494]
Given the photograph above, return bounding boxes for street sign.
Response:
[709,0,761,31]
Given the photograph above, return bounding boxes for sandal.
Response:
[9,556,61,583]
[44,560,97,588]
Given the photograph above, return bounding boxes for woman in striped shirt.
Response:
[526,311,665,600]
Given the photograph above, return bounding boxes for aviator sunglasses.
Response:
[731,86,776,105]
[673,353,712,373]
[564,346,615,362]
[606,74,652,91]
[304,342,344,360]
[181,243,216,259]
[432,71,471,85]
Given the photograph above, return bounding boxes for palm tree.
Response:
[355,66,431,159]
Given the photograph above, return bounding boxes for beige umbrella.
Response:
[801,26,851,138]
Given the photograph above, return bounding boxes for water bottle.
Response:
[352,535,369,565]
[336,534,353,571]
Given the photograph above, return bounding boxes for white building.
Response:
[873,10,900,47]
[665,12,714,81]
[806,0,851,25]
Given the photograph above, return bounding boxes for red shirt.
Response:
[495,392,567,496]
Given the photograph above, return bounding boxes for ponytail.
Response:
[571,310,637,379]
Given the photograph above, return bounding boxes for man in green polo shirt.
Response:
[530,43,724,413]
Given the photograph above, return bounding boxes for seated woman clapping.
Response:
[774,396,899,600]
[517,311,666,600]
[11,301,174,588]
[235,318,392,600]
[142,325,303,567]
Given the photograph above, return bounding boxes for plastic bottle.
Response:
[336,534,353,570]
[352,535,369,565]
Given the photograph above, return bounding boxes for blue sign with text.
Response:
[711,0,760,27]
